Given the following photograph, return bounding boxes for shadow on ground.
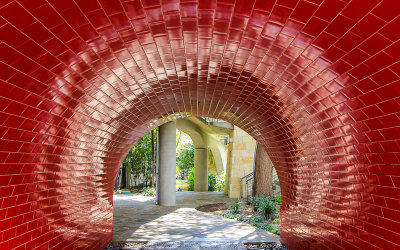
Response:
[113,191,280,242]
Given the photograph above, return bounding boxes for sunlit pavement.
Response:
[113,191,280,242]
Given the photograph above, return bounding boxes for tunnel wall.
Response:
[1,0,400,249]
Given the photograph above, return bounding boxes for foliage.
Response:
[123,131,155,187]
[221,212,235,219]
[216,173,225,192]
[176,166,181,178]
[176,131,194,179]
[220,212,280,235]
[208,174,217,191]
[186,167,195,191]
[231,199,242,214]
[140,187,156,197]
[236,214,246,221]
[258,199,276,221]
[221,196,282,236]
[271,196,281,205]
[251,216,264,224]
[177,186,183,191]
[252,196,263,211]
[253,196,277,221]
[208,173,225,192]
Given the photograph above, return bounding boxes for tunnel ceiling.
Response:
[1,0,400,249]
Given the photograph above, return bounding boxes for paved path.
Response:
[113,191,280,242]
[144,241,245,249]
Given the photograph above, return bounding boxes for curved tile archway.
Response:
[1,0,400,249]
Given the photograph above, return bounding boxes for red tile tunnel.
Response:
[1,0,400,249]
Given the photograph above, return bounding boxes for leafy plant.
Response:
[123,131,156,188]
[271,196,281,205]
[257,198,276,221]
[252,196,264,211]
[221,212,235,219]
[176,166,181,179]
[220,196,281,236]
[141,187,156,197]
[176,133,194,180]
[237,215,246,221]
[252,216,264,224]
[231,199,242,214]
[252,196,278,221]
[208,174,217,191]
[207,173,225,192]
[186,167,195,191]
[220,212,280,235]
[216,172,225,192]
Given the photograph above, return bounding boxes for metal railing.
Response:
[241,172,254,202]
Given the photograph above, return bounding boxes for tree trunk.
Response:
[253,144,273,197]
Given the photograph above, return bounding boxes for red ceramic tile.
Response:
[290,1,319,24]
[352,14,386,39]
[341,0,380,21]
[0,0,400,249]
[372,0,400,22]
[325,14,355,38]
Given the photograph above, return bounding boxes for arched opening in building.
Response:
[111,116,283,243]
[0,0,399,249]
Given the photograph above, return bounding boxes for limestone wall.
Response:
[226,126,256,198]
[208,148,217,175]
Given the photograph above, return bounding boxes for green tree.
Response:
[208,174,217,191]
[187,167,195,191]
[123,131,156,187]
[176,142,194,179]
[176,130,194,179]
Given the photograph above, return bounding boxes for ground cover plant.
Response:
[221,196,281,235]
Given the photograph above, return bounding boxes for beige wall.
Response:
[225,126,256,198]
[208,148,217,175]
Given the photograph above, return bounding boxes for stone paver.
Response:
[113,191,280,242]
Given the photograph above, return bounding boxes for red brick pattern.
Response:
[1,0,400,249]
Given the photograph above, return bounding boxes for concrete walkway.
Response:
[113,191,280,242]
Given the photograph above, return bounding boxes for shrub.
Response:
[237,215,246,221]
[260,223,273,231]
[253,216,264,224]
[271,196,281,205]
[258,198,276,220]
[252,196,278,221]
[221,212,280,235]
[216,173,225,192]
[123,131,155,188]
[252,196,265,211]
[231,199,242,214]
[186,167,195,191]
[221,212,235,219]
[208,174,217,191]
[176,142,194,179]
[208,173,225,192]
[271,228,280,235]
[141,187,156,197]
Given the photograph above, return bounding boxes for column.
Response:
[194,147,208,192]
[157,121,176,206]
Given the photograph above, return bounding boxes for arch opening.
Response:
[111,116,282,243]
[0,0,400,249]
